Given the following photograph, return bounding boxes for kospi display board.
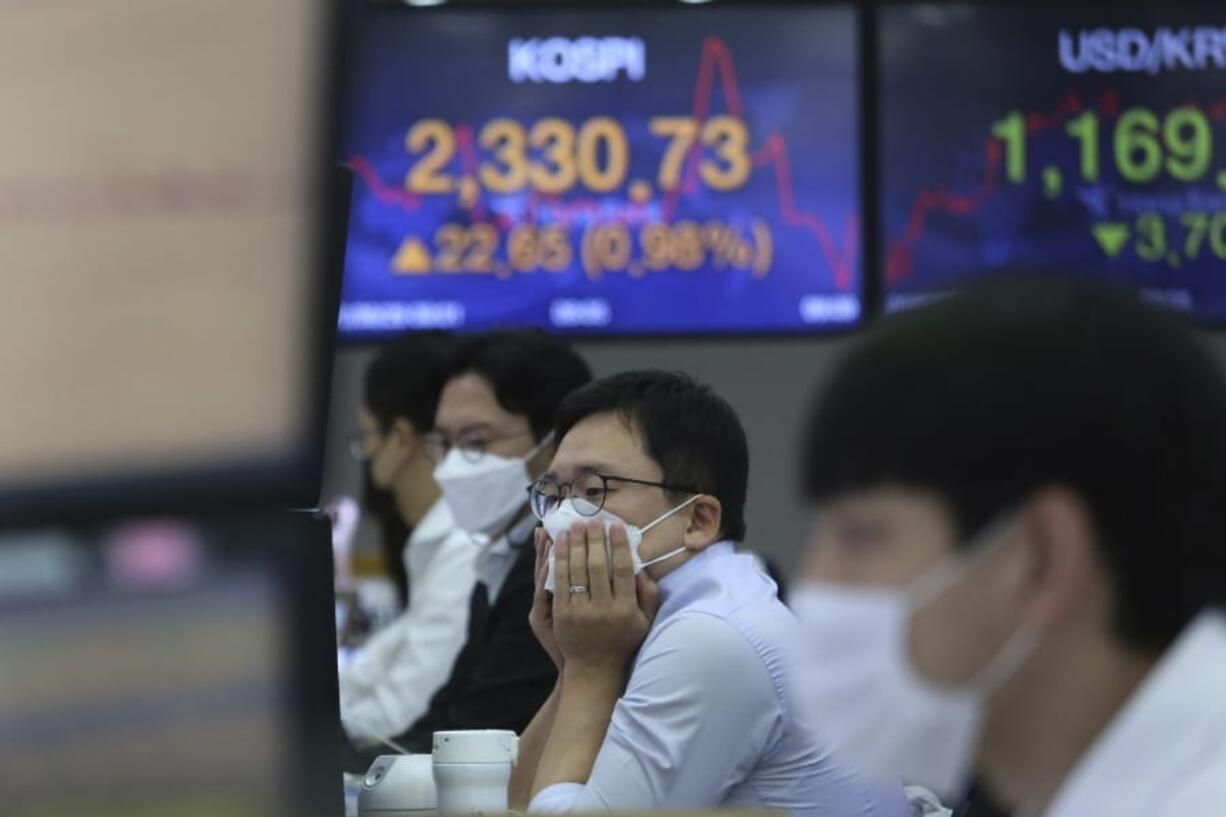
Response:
[880,5,1226,317]
[339,6,861,338]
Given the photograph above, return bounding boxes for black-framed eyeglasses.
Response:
[527,472,695,521]
[423,428,535,465]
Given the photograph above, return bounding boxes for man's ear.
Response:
[389,417,419,459]
[1020,486,1100,635]
[684,495,724,550]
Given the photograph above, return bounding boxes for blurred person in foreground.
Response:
[793,277,1226,817]
[510,371,908,816]
[338,331,479,748]
[385,329,592,754]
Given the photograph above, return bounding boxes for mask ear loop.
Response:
[637,495,703,570]
[907,510,1022,610]
[966,624,1039,695]
[906,508,1039,696]
[640,494,701,535]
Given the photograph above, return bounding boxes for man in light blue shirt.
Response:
[508,370,908,816]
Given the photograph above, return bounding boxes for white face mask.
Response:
[433,434,552,538]
[541,495,699,593]
[791,517,1037,800]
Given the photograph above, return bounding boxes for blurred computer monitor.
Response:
[0,511,343,817]
[0,0,348,520]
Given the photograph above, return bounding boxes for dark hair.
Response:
[448,329,592,441]
[361,331,455,604]
[803,275,1226,650]
[361,466,410,608]
[555,370,749,542]
[364,330,457,433]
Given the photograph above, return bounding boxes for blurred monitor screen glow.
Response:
[0,512,341,817]
[0,0,334,504]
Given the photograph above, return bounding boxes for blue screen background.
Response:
[339,6,860,339]
[880,4,1226,318]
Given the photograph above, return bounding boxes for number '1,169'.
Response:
[990,105,1214,186]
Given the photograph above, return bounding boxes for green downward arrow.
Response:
[1092,223,1130,259]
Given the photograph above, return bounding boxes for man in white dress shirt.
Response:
[509,370,908,816]
[339,332,478,748]
[793,278,1226,817]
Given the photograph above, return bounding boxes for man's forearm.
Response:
[529,664,623,801]
[509,680,562,810]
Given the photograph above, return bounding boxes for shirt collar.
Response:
[408,497,453,548]
[474,512,538,604]
[1043,608,1226,817]
[655,540,735,612]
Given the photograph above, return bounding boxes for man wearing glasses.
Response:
[508,370,907,816]
[390,328,592,753]
[338,330,479,757]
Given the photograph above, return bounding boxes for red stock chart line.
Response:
[662,36,857,290]
[346,35,857,291]
[884,90,1226,285]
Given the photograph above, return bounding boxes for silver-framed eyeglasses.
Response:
[422,428,535,464]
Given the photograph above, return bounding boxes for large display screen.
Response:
[880,4,1226,317]
[339,6,860,338]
